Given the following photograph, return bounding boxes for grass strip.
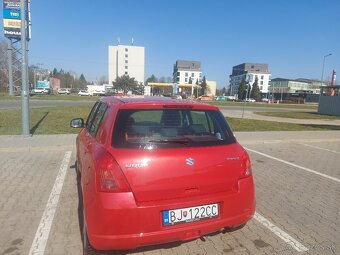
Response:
[1,106,339,135]
[255,111,340,120]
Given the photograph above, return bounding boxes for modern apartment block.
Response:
[269,78,322,94]
[108,44,145,85]
[229,63,271,96]
[173,60,202,84]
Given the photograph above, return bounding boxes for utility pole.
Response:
[321,53,332,86]
[7,40,13,96]
[21,0,30,136]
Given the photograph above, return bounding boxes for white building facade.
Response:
[173,60,202,85]
[206,80,217,96]
[108,45,145,85]
[229,63,271,96]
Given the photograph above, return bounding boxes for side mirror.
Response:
[70,118,84,128]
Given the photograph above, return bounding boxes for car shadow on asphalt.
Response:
[30,111,49,135]
[73,161,85,250]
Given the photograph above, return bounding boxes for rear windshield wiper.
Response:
[147,138,191,144]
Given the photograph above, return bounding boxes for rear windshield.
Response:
[112,109,236,149]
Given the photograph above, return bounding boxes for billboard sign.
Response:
[36,81,50,89]
[3,0,31,40]
[3,18,20,28]
[4,27,21,37]
[3,9,21,19]
[50,78,61,90]
[3,0,20,9]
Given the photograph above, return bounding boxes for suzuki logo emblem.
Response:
[186,157,194,166]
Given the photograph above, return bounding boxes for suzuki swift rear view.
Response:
[70,96,255,254]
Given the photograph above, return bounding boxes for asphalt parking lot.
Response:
[0,131,339,255]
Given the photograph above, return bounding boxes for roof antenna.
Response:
[117,37,120,45]
[131,37,134,45]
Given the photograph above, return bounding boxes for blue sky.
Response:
[1,0,339,88]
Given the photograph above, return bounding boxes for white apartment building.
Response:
[173,60,202,85]
[229,63,271,96]
[108,44,145,85]
[206,80,217,96]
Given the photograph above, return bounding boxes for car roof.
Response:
[100,96,219,110]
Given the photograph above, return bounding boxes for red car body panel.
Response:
[75,97,255,251]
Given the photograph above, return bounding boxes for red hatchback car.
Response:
[70,96,255,253]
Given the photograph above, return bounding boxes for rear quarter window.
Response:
[87,102,108,137]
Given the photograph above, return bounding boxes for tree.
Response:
[200,76,208,96]
[145,74,158,84]
[250,76,261,101]
[216,87,227,96]
[238,77,247,100]
[63,72,75,88]
[98,76,107,85]
[112,74,138,93]
[79,74,87,87]
[52,68,58,77]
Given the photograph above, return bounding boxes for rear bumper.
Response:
[85,177,255,250]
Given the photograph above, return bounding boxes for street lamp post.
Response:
[321,53,332,86]
[242,75,251,118]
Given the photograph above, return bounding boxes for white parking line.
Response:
[254,212,308,252]
[300,143,340,154]
[28,151,72,255]
[245,147,340,184]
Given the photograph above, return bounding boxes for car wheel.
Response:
[83,212,97,255]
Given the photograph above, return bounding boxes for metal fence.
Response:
[318,86,340,116]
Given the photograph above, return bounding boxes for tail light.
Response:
[95,150,131,193]
[240,151,252,179]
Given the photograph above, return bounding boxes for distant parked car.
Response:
[261,98,269,102]
[171,94,182,99]
[244,98,256,103]
[30,88,50,95]
[78,90,91,96]
[57,88,70,95]
[199,95,213,101]
[214,96,227,101]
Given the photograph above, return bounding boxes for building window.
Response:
[125,60,128,64]
[260,86,263,90]
[125,48,128,52]
[177,72,180,76]
[261,81,264,85]
[176,77,179,82]
[191,73,194,77]
[261,75,264,80]
[185,78,188,82]
[125,54,128,58]
[185,72,188,77]
[125,71,128,75]
[125,66,128,69]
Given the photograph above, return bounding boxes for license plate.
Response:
[162,203,219,226]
